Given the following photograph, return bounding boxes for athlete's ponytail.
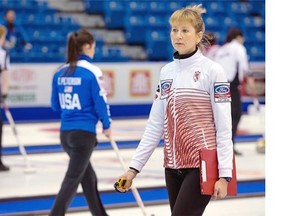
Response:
[66,29,95,74]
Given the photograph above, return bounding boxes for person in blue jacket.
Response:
[1,9,32,52]
[49,29,111,216]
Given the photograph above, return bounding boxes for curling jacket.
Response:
[129,49,233,178]
[0,47,10,72]
[0,47,10,97]
[213,39,249,83]
[51,55,111,134]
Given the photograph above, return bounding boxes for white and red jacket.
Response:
[130,49,233,178]
[213,39,249,83]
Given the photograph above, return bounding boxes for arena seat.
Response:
[146,30,171,60]
[124,15,147,45]
[83,0,105,14]
[103,1,126,29]
[4,0,265,63]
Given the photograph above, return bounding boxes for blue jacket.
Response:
[51,55,111,134]
[1,21,30,50]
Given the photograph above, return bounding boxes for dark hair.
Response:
[207,32,217,45]
[225,27,243,43]
[4,9,15,16]
[66,29,95,74]
[203,31,217,48]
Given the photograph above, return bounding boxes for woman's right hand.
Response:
[103,128,112,138]
[114,169,137,192]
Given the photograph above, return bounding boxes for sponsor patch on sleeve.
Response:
[160,79,173,99]
[214,82,231,103]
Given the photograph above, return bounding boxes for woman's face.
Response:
[170,21,202,55]
[5,10,16,24]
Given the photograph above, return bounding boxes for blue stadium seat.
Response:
[205,2,226,15]
[104,1,126,29]
[0,0,38,10]
[242,16,265,29]
[8,48,25,63]
[212,30,226,45]
[83,0,105,14]
[248,44,265,62]
[167,1,184,13]
[250,1,265,17]
[244,29,265,45]
[4,0,265,63]
[124,15,147,44]
[93,46,103,62]
[255,30,265,43]
[203,16,221,30]
[126,1,148,16]
[147,1,168,16]
[145,15,169,32]
[228,2,252,15]
[222,16,239,28]
[0,0,14,8]
[146,30,171,60]
[100,47,130,62]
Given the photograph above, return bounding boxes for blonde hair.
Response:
[169,4,207,50]
[0,25,7,39]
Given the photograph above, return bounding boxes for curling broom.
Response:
[110,137,153,216]
[2,102,36,173]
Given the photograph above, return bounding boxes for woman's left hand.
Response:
[212,178,228,200]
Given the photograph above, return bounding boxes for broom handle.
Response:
[2,102,31,168]
[110,138,148,216]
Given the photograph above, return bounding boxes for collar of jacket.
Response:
[78,54,92,63]
[173,47,198,59]
[173,48,202,68]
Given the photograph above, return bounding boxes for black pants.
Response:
[231,85,242,144]
[165,168,211,216]
[49,130,108,216]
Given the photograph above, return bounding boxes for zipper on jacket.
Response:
[202,128,208,149]
[171,64,182,168]
[172,88,177,168]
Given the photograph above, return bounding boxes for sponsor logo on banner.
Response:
[214,82,231,102]
[9,68,37,103]
[240,75,265,97]
[130,70,151,96]
[12,68,36,82]
[102,70,115,98]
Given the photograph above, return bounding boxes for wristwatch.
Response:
[221,177,232,182]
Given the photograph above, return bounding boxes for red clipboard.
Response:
[199,149,237,195]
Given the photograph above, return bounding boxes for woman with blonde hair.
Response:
[115,5,233,216]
